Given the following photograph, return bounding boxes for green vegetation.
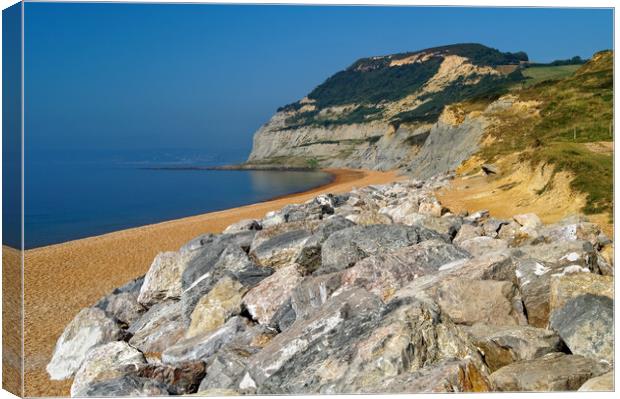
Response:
[480,50,613,215]
[520,65,581,87]
[306,158,320,169]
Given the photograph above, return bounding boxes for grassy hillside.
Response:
[479,50,613,215]
[520,64,582,87]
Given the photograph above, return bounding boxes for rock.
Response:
[268,298,297,332]
[346,210,393,225]
[181,242,271,323]
[319,224,444,274]
[462,324,563,372]
[549,294,613,363]
[482,218,508,238]
[105,292,145,326]
[453,223,483,245]
[47,307,122,380]
[431,279,526,326]
[197,349,249,392]
[497,221,520,242]
[457,236,508,257]
[490,352,609,391]
[379,200,419,223]
[181,231,256,287]
[513,213,543,229]
[446,251,516,282]
[71,341,146,397]
[463,209,489,223]
[128,301,185,354]
[290,272,343,321]
[542,219,606,248]
[329,297,487,393]
[261,210,287,228]
[138,251,195,307]
[514,240,600,271]
[187,276,246,338]
[402,213,462,237]
[418,200,444,217]
[130,361,206,395]
[579,371,614,391]
[242,265,303,325]
[247,288,383,393]
[513,258,586,328]
[549,272,613,314]
[294,216,356,275]
[249,229,311,269]
[342,239,470,301]
[95,276,145,310]
[358,359,492,393]
[223,219,262,234]
[77,374,170,396]
[161,316,249,364]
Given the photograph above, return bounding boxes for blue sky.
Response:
[25,3,613,155]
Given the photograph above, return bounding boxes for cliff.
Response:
[247,43,526,171]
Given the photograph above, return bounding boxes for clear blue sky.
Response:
[25,3,613,154]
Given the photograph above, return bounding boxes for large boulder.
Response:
[290,272,343,322]
[457,236,509,257]
[490,352,609,391]
[47,307,122,380]
[462,323,563,372]
[549,294,613,363]
[341,239,469,301]
[549,272,613,314]
[138,251,195,307]
[71,341,146,397]
[181,241,271,323]
[579,371,614,391]
[76,374,170,396]
[242,265,303,325]
[223,219,262,234]
[128,300,185,354]
[102,292,145,326]
[186,276,246,338]
[128,361,206,395]
[161,316,250,364]
[355,359,492,393]
[249,229,312,269]
[319,224,445,274]
[430,278,526,326]
[245,288,384,393]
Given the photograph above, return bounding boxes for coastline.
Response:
[22,168,402,397]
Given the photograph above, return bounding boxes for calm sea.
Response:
[24,149,332,249]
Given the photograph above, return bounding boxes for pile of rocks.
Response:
[47,175,614,395]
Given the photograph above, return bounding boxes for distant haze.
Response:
[25,3,613,155]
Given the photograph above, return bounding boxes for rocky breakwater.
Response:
[47,174,614,395]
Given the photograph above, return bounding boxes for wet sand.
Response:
[22,168,401,397]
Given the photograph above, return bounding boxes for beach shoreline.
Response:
[22,168,402,397]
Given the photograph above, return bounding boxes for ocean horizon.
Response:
[23,148,332,249]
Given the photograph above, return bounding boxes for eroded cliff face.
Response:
[247,43,526,172]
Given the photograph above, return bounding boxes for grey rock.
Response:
[431,278,526,326]
[105,292,146,326]
[290,272,343,321]
[549,294,613,363]
[458,236,509,257]
[341,239,470,301]
[47,307,122,380]
[223,219,262,234]
[129,361,206,395]
[71,341,146,397]
[453,223,483,245]
[319,224,445,274]
[463,323,564,372]
[138,251,196,307]
[181,243,271,323]
[128,301,185,354]
[249,229,312,269]
[78,374,170,396]
[161,316,250,364]
[482,218,508,238]
[247,288,383,393]
[490,352,609,391]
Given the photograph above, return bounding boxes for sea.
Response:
[24,149,332,249]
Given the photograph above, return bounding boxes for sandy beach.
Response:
[22,168,401,397]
